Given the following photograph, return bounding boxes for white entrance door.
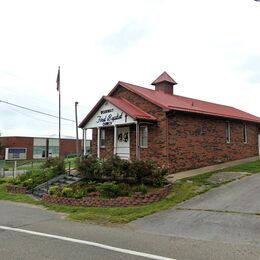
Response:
[116,127,130,159]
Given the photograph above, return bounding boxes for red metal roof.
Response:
[79,96,157,128]
[80,75,260,128]
[114,81,260,123]
[105,96,157,121]
[152,71,177,85]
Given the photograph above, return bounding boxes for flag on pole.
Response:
[56,66,60,91]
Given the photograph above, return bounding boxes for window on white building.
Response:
[140,126,148,148]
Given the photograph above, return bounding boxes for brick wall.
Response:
[0,137,33,159]
[89,85,260,173]
[60,139,82,157]
[6,185,28,194]
[91,86,169,167]
[0,137,80,159]
[110,87,168,166]
[168,112,259,173]
[42,184,172,207]
[100,127,114,159]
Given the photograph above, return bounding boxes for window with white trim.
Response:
[226,122,231,143]
[140,126,148,148]
[243,123,248,144]
[100,128,105,147]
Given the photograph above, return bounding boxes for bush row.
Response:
[49,181,149,199]
[76,155,168,186]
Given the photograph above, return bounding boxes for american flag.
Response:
[56,66,60,91]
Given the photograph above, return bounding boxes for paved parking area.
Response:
[130,174,260,247]
[179,173,260,213]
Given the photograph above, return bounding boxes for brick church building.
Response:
[79,72,260,173]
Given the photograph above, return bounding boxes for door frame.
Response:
[116,126,130,160]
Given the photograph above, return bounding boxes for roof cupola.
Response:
[151,71,177,95]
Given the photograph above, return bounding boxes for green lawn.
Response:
[0,181,40,205]
[220,160,260,173]
[1,160,260,224]
[3,159,44,171]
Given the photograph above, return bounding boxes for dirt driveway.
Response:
[130,173,260,246]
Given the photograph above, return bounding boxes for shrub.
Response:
[7,178,21,185]
[136,184,148,194]
[42,157,65,175]
[48,185,60,196]
[13,168,57,189]
[101,156,131,180]
[97,182,121,198]
[129,160,168,186]
[130,160,155,183]
[76,155,168,187]
[151,167,168,187]
[117,183,131,196]
[76,155,101,180]
[21,178,34,189]
[86,181,97,193]
[17,172,31,183]
[97,182,132,198]
[73,190,85,199]
[61,187,74,198]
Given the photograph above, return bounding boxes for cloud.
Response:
[99,21,149,55]
[238,56,260,84]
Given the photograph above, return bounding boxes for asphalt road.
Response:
[131,174,260,257]
[1,174,260,259]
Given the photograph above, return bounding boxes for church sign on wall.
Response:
[85,101,135,128]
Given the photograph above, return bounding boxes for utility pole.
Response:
[75,101,79,157]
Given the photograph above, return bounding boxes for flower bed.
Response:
[42,184,172,207]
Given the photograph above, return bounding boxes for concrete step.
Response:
[64,180,75,185]
[33,191,45,197]
[32,173,84,198]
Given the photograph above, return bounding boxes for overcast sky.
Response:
[0,0,260,139]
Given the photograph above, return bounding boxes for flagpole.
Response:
[59,81,61,157]
[56,66,61,157]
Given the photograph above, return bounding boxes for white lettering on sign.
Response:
[84,101,135,128]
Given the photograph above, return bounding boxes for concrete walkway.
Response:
[167,156,260,182]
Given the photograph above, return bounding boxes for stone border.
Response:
[42,184,172,207]
[6,185,28,194]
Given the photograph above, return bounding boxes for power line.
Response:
[7,105,74,126]
[0,99,75,122]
